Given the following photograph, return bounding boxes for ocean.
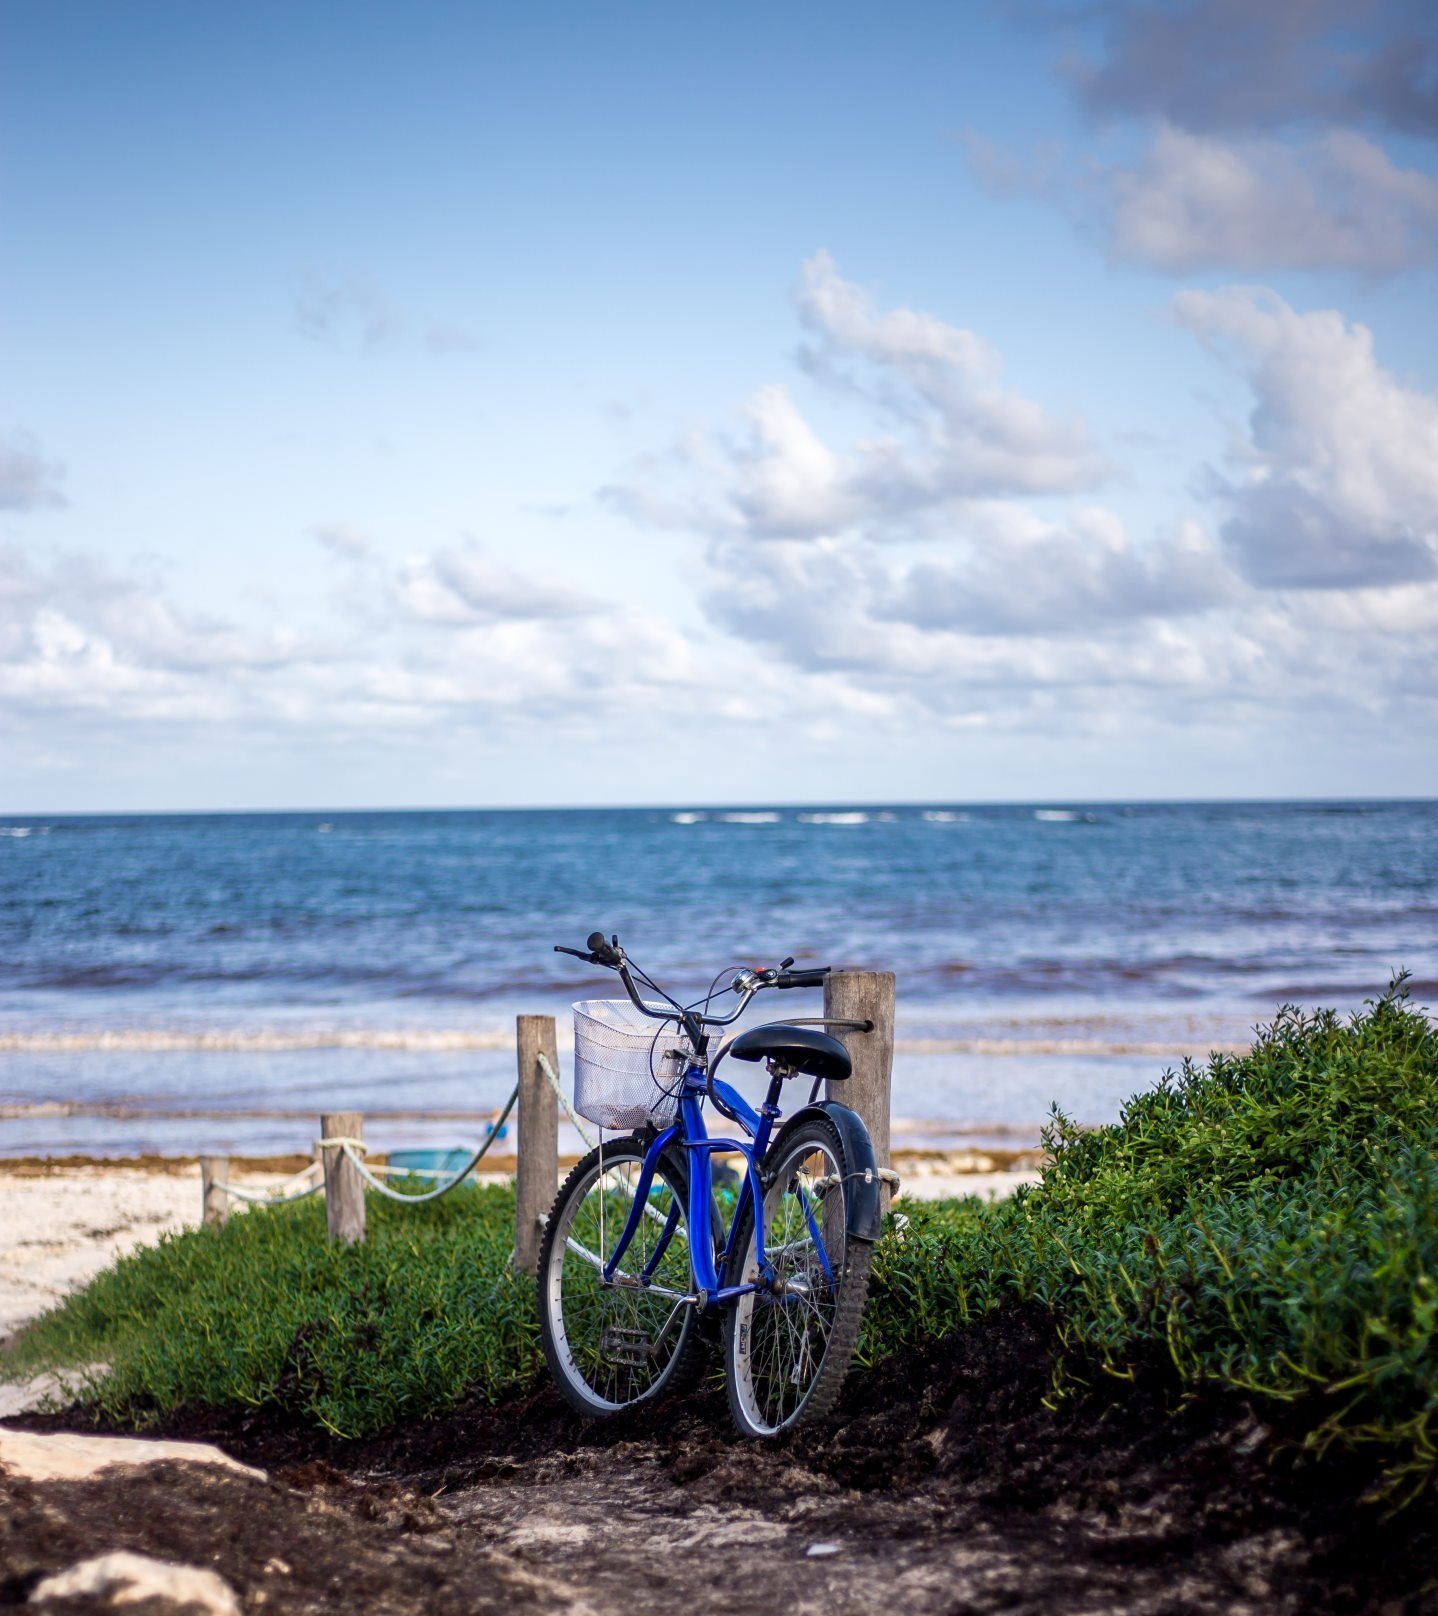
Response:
[1,802,1434,1159]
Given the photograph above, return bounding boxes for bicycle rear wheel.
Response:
[723,1114,874,1437]
[538,1134,702,1416]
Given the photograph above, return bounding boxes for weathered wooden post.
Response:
[200,1155,229,1228]
[320,1111,366,1246]
[514,1014,560,1276]
[823,970,896,1216]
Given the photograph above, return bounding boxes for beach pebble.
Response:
[29,1551,242,1613]
[805,1542,841,1557]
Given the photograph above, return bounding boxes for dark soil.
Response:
[6,1309,1436,1615]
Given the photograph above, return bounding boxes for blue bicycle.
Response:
[538,932,882,1437]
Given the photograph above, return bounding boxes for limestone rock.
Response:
[29,1550,242,1613]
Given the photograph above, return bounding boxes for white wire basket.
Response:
[571,999,699,1130]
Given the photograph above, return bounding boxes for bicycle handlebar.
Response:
[775,967,829,989]
[553,931,830,1037]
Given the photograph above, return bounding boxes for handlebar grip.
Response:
[775,967,830,989]
[586,931,623,967]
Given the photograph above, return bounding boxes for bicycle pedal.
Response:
[600,1325,652,1366]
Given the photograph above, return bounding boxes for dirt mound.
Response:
[11,1309,1438,1614]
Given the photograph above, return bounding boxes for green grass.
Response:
[6,981,1436,1481]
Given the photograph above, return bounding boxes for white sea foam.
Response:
[0,1028,516,1054]
[0,827,33,838]
[719,812,780,824]
[922,811,970,823]
[1034,809,1078,822]
[798,812,868,825]
[670,812,706,824]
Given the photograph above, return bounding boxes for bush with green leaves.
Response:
[5,1183,539,1438]
[863,981,1438,1486]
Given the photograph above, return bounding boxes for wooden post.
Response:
[514,1014,560,1276]
[823,970,896,1216]
[200,1156,229,1228]
[320,1111,366,1246]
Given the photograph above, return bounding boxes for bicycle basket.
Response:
[571,1000,699,1129]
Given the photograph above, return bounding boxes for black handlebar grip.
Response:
[775,967,830,989]
[586,931,622,967]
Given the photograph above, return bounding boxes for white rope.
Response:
[211,1089,517,1208]
[337,1084,519,1204]
[216,1163,325,1207]
[535,1050,596,1150]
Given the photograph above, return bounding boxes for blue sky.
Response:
[3,0,1437,810]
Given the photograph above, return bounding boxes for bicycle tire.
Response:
[538,1133,705,1417]
[722,1113,874,1438]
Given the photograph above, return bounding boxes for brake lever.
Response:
[554,945,596,961]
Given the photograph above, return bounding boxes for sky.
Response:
[3,0,1437,811]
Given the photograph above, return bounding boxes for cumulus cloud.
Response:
[0,540,710,743]
[395,542,596,625]
[880,508,1236,634]
[697,524,1438,730]
[596,256,1438,741]
[0,431,66,510]
[976,1,1438,274]
[603,252,1107,541]
[1174,286,1438,587]
[1107,124,1438,273]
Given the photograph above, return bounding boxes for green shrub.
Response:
[862,982,1438,1486]
[6,1183,538,1438]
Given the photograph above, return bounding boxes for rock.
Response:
[29,1550,242,1613]
[0,1425,266,1483]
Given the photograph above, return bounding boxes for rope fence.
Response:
[200,1086,518,1234]
[197,981,897,1268]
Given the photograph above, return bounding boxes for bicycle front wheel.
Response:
[538,1134,702,1417]
[723,1114,874,1437]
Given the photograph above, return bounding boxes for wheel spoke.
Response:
[542,1144,697,1414]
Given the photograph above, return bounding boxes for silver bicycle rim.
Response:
[730,1136,846,1435]
[543,1146,694,1412]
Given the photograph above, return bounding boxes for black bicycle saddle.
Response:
[727,1023,852,1083]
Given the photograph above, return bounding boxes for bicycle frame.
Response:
[599,1059,782,1306]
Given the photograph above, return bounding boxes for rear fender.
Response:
[768,1100,883,1244]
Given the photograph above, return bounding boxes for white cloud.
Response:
[1107,124,1438,274]
[881,508,1236,634]
[1174,286,1438,586]
[699,528,1438,730]
[603,252,1107,541]
[0,541,714,743]
[973,3,1438,275]
[395,542,596,625]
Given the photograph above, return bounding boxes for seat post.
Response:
[762,1067,785,1116]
